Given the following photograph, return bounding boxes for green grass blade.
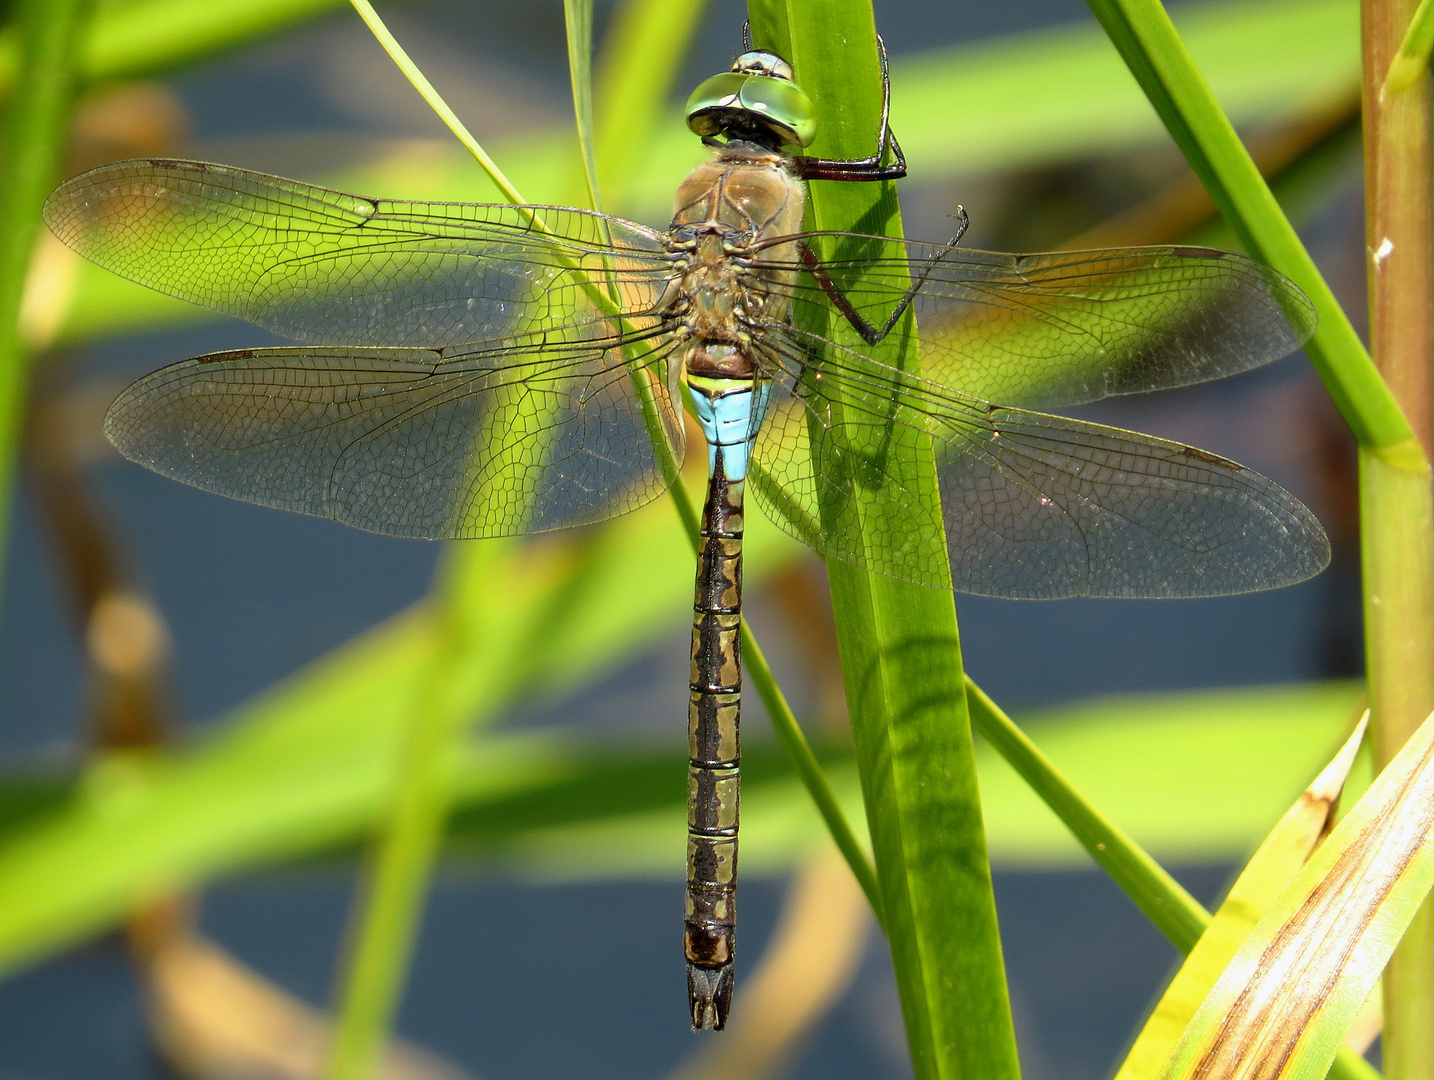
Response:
[966,680,1208,950]
[346,0,526,206]
[750,3,1019,1077]
[1083,0,1411,453]
[321,545,506,1080]
[0,675,1375,973]
[563,0,601,211]
[0,0,92,611]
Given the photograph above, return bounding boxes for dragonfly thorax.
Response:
[665,144,805,374]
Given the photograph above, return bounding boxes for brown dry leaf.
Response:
[1114,713,1368,1080]
[136,919,473,1080]
[1160,708,1434,1080]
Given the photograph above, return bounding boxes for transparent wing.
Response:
[750,329,1329,598]
[759,235,1316,409]
[45,158,674,348]
[104,332,685,539]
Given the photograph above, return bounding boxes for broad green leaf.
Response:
[891,0,1357,180]
[0,0,94,611]
[1160,708,1434,1080]
[1114,714,1369,1080]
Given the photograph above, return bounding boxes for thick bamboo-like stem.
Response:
[1363,1,1434,1076]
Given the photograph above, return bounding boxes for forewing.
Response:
[45,159,673,348]
[104,335,685,539]
[763,236,1316,409]
[753,329,1329,598]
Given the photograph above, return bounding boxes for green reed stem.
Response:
[322,548,489,1080]
[1363,0,1434,1066]
[346,0,526,206]
[742,624,883,916]
[1083,3,1427,1074]
[0,0,92,612]
[964,680,1207,948]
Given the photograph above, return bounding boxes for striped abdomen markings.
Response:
[685,456,744,1030]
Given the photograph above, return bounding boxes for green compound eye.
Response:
[685,69,817,148]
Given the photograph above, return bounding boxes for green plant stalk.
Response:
[964,680,1207,950]
[320,8,560,1074]
[0,0,92,611]
[564,0,601,211]
[346,0,524,207]
[742,624,882,916]
[1363,0,1434,1072]
[1361,453,1434,1080]
[322,547,490,1080]
[751,3,1019,1078]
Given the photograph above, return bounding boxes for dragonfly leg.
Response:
[791,36,907,182]
[799,210,968,346]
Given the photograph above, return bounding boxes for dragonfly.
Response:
[45,45,1329,1031]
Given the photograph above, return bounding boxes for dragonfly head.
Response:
[686,50,817,151]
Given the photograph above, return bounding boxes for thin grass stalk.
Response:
[322,549,485,1080]
[742,625,882,915]
[0,0,91,610]
[750,3,1019,1077]
[1363,0,1434,1072]
[564,0,601,212]
[1082,0,1411,450]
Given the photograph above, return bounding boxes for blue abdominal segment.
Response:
[686,375,771,482]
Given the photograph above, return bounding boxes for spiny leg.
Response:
[791,35,908,182]
[798,207,968,346]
